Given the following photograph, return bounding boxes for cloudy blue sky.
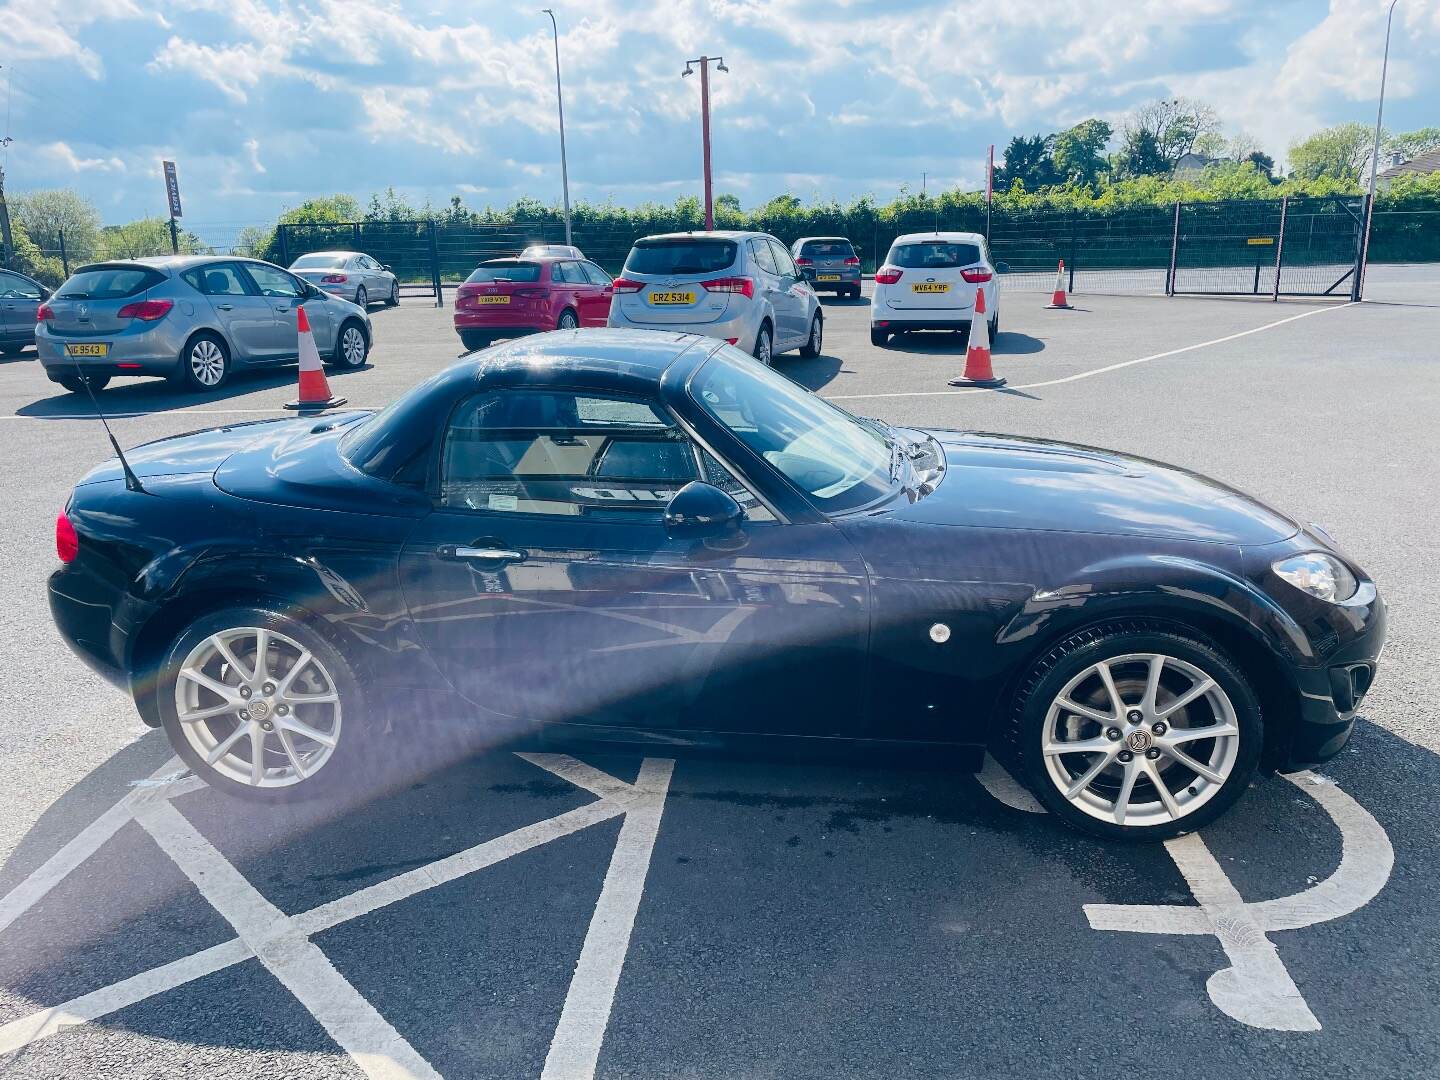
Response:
[2,0,1438,244]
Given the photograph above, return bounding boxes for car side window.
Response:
[748,239,778,276]
[243,263,304,298]
[551,262,576,284]
[769,239,800,277]
[0,271,42,300]
[699,449,776,523]
[182,263,253,296]
[440,390,701,520]
[581,261,612,286]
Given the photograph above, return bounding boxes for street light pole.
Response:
[541,9,572,247]
[683,56,728,230]
[1360,0,1399,297]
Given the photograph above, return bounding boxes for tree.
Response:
[1122,97,1220,167]
[1113,128,1168,178]
[1051,119,1113,185]
[1288,122,1375,181]
[278,194,363,225]
[1385,127,1440,162]
[365,187,418,222]
[11,189,103,264]
[1246,151,1275,179]
[101,218,204,259]
[993,135,1057,191]
[1191,132,1227,160]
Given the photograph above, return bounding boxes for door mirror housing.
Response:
[664,481,744,540]
[382,264,393,272]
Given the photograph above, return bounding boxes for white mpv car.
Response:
[608,231,823,364]
[870,231,1003,347]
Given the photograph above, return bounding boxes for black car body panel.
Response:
[48,330,1384,772]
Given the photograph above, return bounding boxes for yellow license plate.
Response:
[911,283,951,294]
[648,291,696,305]
[477,295,511,305]
[816,274,841,281]
[66,343,110,357]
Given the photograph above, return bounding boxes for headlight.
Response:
[1271,553,1358,603]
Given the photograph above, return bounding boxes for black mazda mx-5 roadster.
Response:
[49,329,1384,839]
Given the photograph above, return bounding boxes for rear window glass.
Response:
[888,242,982,269]
[799,240,855,258]
[466,262,542,283]
[292,254,347,269]
[56,265,164,300]
[624,240,737,275]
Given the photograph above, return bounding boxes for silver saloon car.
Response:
[607,231,823,364]
[36,256,373,394]
[289,250,400,308]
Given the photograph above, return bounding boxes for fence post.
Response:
[1067,214,1077,293]
[277,225,289,268]
[428,219,443,308]
[1272,196,1288,302]
[352,222,361,249]
[1166,201,1181,296]
[1351,194,1368,303]
[58,229,69,276]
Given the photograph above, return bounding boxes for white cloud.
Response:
[38,141,126,173]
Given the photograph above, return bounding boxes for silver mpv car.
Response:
[37,256,373,394]
[607,231,823,364]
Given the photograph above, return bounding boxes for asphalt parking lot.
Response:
[2,266,1438,1078]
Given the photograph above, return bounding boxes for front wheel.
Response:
[330,320,368,369]
[799,313,823,358]
[159,607,368,802]
[385,280,400,306]
[58,373,111,394]
[753,323,773,365]
[1006,621,1262,841]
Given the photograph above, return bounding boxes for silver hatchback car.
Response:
[36,256,373,394]
[289,250,400,308]
[608,231,823,364]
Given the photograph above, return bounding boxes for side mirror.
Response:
[664,481,744,540]
[995,261,1011,274]
[382,264,393,272]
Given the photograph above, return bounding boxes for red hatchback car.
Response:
[453,256,614,350]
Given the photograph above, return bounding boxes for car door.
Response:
[0,270,42,348]
[358,255,384,297]
[397,387,871,738]
[746,238,787,337]
[240,262,313,358]
[766,238,811,346]
[576,262,613,325]
[182,262,278,361]
[551,261,586,324]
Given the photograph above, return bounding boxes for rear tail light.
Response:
[56,511,78,563]
[611,277,644,294]
[843,256,861,266]
[794,257,813,266]
[960,268,994,284]
[701,276,755,298]
[116,299,174,321]
[37,303,55,321]
[321,274,349,284]
[874,266,903,285]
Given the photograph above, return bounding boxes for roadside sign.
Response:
[1246,236,1274,245]
[162,161,182,218]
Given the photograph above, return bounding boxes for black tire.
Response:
[459,331,491,352]
[385,280,400,306]
[869,327,889,347]
[753,322,774,365]
[354,285,368,308]
[177,332,230,392]
[57,373,111,394]
[329,319,369,369]
[799,313,823,358]
[557,308,579,331]
[1003,619,1262,842]
[159,605,371,803]
[990,312,1000,341]
[1,343,27,357]
[849,286,862,300]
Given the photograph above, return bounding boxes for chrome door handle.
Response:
[439,544,525,563]
[216,303,234,311]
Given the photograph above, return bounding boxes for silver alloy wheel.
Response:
[558,309,578,330]
[809,316,822,353]
[341,325,366,366]
[1041,652,1240,827]
[390,280,400,304]
[755,326,772,365]
[174,626,341,788]
[189,339,226,386]
[355,286,367,308]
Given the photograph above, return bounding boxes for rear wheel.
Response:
[179,332,230,392]
[160,606,369,802]
[849,286,862,300]
[354,285,368,308]
[329,320,368,369]
[557,308,578,331]
[799,313,823,358]
[753,322,773,365]
[1005,621,1262,841]
[869,327,889,347]
[57,373,111,394]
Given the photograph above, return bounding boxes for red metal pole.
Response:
[700,57,713,231]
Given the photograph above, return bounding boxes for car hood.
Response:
[884,430,1299,546]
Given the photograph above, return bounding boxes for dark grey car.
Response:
[36,256,373,394]
[791,236,862,298]
[0,268,48,356]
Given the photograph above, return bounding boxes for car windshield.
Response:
[624,240,737,276]
[292,254,347,269]
[690,349,895,512]
[467,262,542,283]
[889,242,982,269]
[55,266,162,300]
[800,241,855,258]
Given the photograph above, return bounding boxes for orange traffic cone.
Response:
[948,287,1005,388]
[1047,260,1072,309]
[284,305,347,413]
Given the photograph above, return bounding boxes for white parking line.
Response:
[829,302,1354,401]
[975,754,1044,813]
